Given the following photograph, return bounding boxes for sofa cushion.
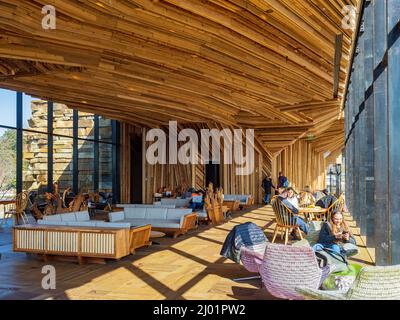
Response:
[223,195,236,201]
[109,211,125,222]
[166,209,193,220]
[43,214,62,221]
[160,198,177,206]
[176,198,191,207]
[38,220,66,226]
[119,204,176,209]
[125,207,146,219]
[60,213,77,222]
[237,195,249,204]
[145,208,168,220]
[196,210,208,218]
[95,221,131,229]
[123,218,180,229]
[75,211,90,222]
[141,219,180,229]
[66,221,97,227]
[119,219,149,226]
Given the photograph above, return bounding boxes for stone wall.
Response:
[23,101,112,192]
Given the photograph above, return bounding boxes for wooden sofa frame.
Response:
[223,200,240,212]
[13,224,152,264]
[151,212,198,238]
[241,196,254,209]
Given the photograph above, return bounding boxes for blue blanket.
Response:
[220,222,267,263]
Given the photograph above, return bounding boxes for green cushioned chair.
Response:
[296,265,400,300]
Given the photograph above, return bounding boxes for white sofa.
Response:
[159,197,192,208]
[17,211,152,263]
[109,207,197,238]
[38,211,131,229]
[117,204,176,209]
[223,194,253,207]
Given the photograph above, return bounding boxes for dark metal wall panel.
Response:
[344,0,400,265]
[372,0,389,265]
[357,25,367,235]
[387,0,400,264]
[47,101,53,192]
[363,0,375,247]
[73,110,79,194]
[16,92,23,194]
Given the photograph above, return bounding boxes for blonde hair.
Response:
[330,211,350,235]
[299,191,315,205]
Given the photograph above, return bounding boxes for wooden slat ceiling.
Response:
[0,0,360,155]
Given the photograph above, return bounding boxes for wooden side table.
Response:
[150,230,166,245]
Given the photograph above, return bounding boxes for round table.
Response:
[298,207,328,222]
[150,230,166,245]
[150,231,166,238]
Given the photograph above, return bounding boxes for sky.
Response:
[0,89,35,136]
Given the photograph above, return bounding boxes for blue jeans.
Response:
[313,243,342,255]
[264,193,271,204]
[189,202,204,211]
[290,216,308,234]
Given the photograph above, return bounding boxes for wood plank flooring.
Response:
[0,206,374,300]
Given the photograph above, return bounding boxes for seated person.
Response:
[184,187,196,199]
[298,191,315,207]
[315,191,338,209]
[286,187,299,209]
[275,186,286,196]
[277,189,308,238]
[313,210,357,255]
[189,190,204,211]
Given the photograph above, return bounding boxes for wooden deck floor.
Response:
[0,206,374,300]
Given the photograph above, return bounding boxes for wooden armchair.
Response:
[203,183,225,225]
[5,191,29,225]
[271,198,303,245]
[325,193,345,222]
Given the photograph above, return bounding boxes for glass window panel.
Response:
[99,143,112,193]
[78,111,95,140]
[53,103,74,137]
[53,136,73,194]
[0,89,17,131]
[23,131,48,196]
[0,129,17,200]
[23,95,48,133]
[78,140,94,193]
[99,116,112,142]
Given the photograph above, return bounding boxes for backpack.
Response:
[283,179,289,188]
[315,247,349,273]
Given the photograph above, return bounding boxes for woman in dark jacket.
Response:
[313,210,356,255]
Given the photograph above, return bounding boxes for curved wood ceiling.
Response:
[0,0,360,155]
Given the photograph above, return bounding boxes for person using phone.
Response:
[313,210,356,255]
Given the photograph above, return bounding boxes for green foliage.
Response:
[0,129,17,196]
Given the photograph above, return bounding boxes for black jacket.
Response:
[315,195,337,208]
[261,178,275,194]
[318,222,357,246]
